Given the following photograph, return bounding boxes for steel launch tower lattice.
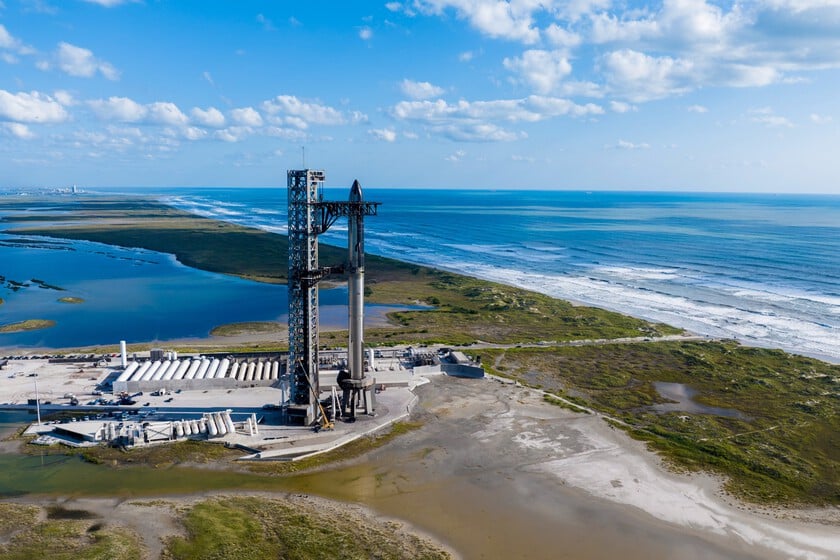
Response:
[287,169,380,424]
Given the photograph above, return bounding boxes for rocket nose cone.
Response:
[350,179,363,202]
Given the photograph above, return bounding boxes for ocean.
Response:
[2,187,838,363]
[156,187,839,363]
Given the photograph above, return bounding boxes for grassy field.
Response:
[164,496,451,560]
[484,341,840,505]
[0,502,144,560]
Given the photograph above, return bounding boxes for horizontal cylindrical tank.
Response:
[245,362,256,381]
[184,359,202,380]
[189,419,199,435]
[206,414,218,437]
[175,421,184,438]
[194,359,211,380]
[205,358,221,379]
[214,412,227,435]
[161,360,181,381]
[255,361,264,381]
[116,362,140,383]
[270,361,279,380]
[130,361,152,382]
[198,418,208,434]
[223,411,235,434]
[140,360,163,381]
[229,362,240,380]
[172,360,191,380]
[216,358,230,379]
[151,360,171,381]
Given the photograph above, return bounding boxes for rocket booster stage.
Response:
[348,180,365,381]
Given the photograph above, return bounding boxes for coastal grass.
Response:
[209,321,285,337]
[484,341,840,505]
[0,503,144,560]
[77,439,243,468]
[164,495,451,560]
[0,319,56,333]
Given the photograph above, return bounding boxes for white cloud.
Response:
[445,149,466,161]
[391,95,601,141]
[504,49,573,94]
[610,101,637,113]
[385,2,403,12]
[191,106,225,128]
[261,95,355,127]
[3,122,34,139]
[751,114,794,127]
[601,49,694,101]
[2,53,18,64]
[544,23,582,47]
[608,139,651,149]
[53,90,76,106]
[57,42,119,80]
[415,0,541,44]
[810,113,832,124]
[182,127,207,140]
[256,13,276,31]
[230,106,263,127]
[214,126,253,143]
[400,78,445,99]
[369,127,397,142]
[0,89,68,123]
[88,96,147,122]
[0,24,20,49]
[147,102,188,126]
[458,50,475,62]
[688,104,708,113]
[359,26,373,40]
[82,0,138,6]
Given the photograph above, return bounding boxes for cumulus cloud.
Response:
[810,113,832,124]
[601,49,694,101]
[400,78,445,99]
[414,0,541,43]
[0,89,69,123]
[191,106,225,127]
[261,95,357,127]
[392,95,602,141]
[0,24,20,49]
[147,102,188,126]
[56,42,119,80]
[3,122,35,139]
[688,104,708,113]
[504,49,573,94]
[369,127,397,142]
[359,26,373,40]
[230,106,263,127]
[610,101,637,113]
[88,96,147,122]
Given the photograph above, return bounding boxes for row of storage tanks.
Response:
[115,358,282,384]
[101,410,259,444]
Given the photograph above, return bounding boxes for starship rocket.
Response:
[348,179,365,381]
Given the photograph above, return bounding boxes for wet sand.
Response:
[287,375,839,560]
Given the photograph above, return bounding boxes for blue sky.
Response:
[1,0,839,192]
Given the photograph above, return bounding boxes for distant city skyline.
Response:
[1,0,839,193]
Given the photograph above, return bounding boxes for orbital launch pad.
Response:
[286,169,380,425]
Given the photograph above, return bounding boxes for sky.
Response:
[1,0,839,193]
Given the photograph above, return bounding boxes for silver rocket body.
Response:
[348,180,365,381]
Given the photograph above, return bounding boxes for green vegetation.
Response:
[485,341,840,505]
[0,319,56,333]
[77,439,243,467]
[165,496,450,560]
[0,503,143,560]
[543,393,590,414]
[210,321,285,337]
[58,297,84,304]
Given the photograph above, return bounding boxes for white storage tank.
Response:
[116,362,140,383]
[172,360,191,380]
[194,359,211,380]
[223,410,235,434]
[216,358,230,379]
[229,362,240,380]
[245,362,256,381]
[151,360,171,381]
[141,360,163,381]
[184,359,202,380]
[255,361,265,381]
[214,412,227,435]
[205,358,221,379]
[270,361,279,380]
[131,361,153,382]
[206,414,218,437]
[161,360,181,381]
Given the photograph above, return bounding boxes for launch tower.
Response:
[286,169,380,424]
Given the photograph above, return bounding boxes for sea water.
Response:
[3,188,837,362]
[152,187,839,363]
